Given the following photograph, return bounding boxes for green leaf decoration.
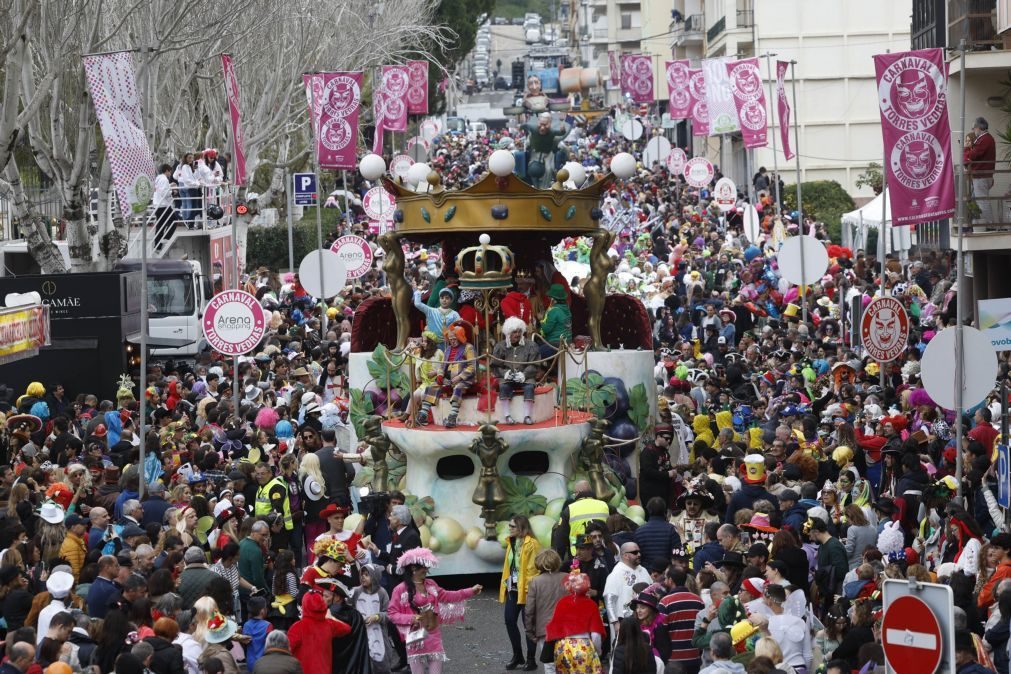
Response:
[444,205,457,222]
[538,205,552,221]
[565,205,577,220]
[628,383,650,430]
[565,373,616,418]
[365,344,409,395]
[352,465,375,488]
[349,388,374,439]
[421,207,431,223]
[386,452,406,486]
[494,476,547,519]
[405,494,436,526]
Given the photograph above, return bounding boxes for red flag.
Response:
[726,58,767,149]
[775,61,795,161]
[220,54,247,186]
[665,60,690,119]
[873,48,955,225]
[620,54,654,103]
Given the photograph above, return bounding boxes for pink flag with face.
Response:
[666,59,691,119]
[873,48,955,225]
[621,54,654,103]
[775,61,794,160]
[609,51,620,86]
[380,65,409,132]
[407,60,429,115]
[305,72,362,170]
[688,68,709,136]
[220,54,247,186]
[726,57,767,148]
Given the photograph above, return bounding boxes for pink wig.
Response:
[396,547,439,574]
[255,407,279,430]
[909,388,936,409]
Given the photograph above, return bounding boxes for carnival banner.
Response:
[978,297,1011,351]
[220,54,247,186]
[81,52,157,220]
[873,48,955,225]
[407,60,429,115]
[620,54,654,104]
[726,57,767,148]
[776,61,795,160]
[0,304,50,366]
[666,59,691,119]
[608,51,620,86]
[305,72,362,170]
[688,68,709,136]
[702,57,740,136]
[373,65,410,154]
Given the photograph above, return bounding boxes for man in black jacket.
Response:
[310,426,351,506]
[639,424,675,509]
[376,504,421,592]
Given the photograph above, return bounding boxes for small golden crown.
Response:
[455,234,514,291]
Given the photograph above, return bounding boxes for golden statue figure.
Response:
[378,232,412,352]
[582,418,615,502]
[585,229,615,350]
[469,424,509,538]
[361,415,396,492]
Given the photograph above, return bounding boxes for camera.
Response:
[359,491,391,518]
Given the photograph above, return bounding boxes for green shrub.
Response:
[245,208,343,272]
[783,181,855,243]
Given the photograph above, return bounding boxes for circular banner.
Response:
[683,157,714,188]
[390,154,414,180]
[776,235,830,286]
[620,119,643,141]
[203,290,266,356]
[861,296,910,363]
[363,186,396,221]
[666,148,687,174]
[713,177,737,212]
[921,325,999,410]
[330,235,374,279]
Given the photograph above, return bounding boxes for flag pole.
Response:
[877,51,890,390]
[955,39,967,500]
[763,52,781,214]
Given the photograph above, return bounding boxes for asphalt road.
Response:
[438,573,531,672]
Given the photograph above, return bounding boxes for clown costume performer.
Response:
[417,325,476,428]
[387,548,482,674]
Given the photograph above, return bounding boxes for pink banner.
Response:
[373,65,409,154]
[620,54,654,104]
[81,52,156,221]
[220,54,247,186]
[608,51,619,86]
[688,68,709,136]
[305,72,362,170]
[407,60,429,115]
[665,59,691,119]
[775,61,795,161]
[873,48,955,225]
[726,58,767,149]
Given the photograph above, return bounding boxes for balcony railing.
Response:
[913,0,947,48]
[707,16,725,42]
[672,13,705,43]
[948,0,1001,50]
[955,160,1011,234]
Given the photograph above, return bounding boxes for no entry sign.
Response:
[882,595,942,674]
[861,296,909,363]
[330,235,374,279]
[203,290,265,356]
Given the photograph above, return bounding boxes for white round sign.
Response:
[683,157,714,188]
[742,205,761,243]
[298,249,348,299]
[390,154,414,180]
[329,235,374,279]
[620,118,644,141]
[406,136,430,162]
[713,177,737,212]
[921,325,999,410]
[666,148,687,174]
[202,290,266,356]
[776,235,830,286]
[643,136,672,168]
[363,186,396,221]
[420,118,441,141]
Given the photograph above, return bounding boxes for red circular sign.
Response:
[861,296,910,363]
[202,290,266,356]
[881,595,943,674]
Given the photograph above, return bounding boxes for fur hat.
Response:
[501,316,528,344]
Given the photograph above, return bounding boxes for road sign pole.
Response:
[286,171,295,273]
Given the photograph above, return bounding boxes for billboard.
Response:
[978,297,1011,351]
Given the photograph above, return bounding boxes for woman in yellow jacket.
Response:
[500,515,540,670]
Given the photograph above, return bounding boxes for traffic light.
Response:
[511,61,524,88]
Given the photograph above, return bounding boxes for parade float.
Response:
[347,151,660,574]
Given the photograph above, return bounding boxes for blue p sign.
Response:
[293,172,317,206]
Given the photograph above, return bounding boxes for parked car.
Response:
[511,17,524,25]
[494,76,509,90]
[493,16,508,24]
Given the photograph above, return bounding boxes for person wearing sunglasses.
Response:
[602,542,651,640]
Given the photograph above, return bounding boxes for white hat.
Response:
[213,498,233,518]
[301,391,316,406]
[39,501,65,524]
[46,570,74,598]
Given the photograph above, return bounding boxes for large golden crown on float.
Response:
[381,169,615,237]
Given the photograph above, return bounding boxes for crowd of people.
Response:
[0,108,1007,674]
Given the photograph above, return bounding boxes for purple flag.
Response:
[726,58,768,149]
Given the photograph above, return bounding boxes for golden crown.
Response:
[381,170,615,237]
[454,234,515,290]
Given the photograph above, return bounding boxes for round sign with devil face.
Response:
[322,75,361,118]
[729,62,763,101]
[890,131,944,190]
[861,296,910,363]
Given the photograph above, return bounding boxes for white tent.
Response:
[840,189,912,258]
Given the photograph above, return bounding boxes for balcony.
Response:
[671,13,704,45]
[953,160,1011,252]
[949,0,1002,50]
[589,27,609,42]
[912,0,946,48]
[707,15,725,42]
[616,26,641,42]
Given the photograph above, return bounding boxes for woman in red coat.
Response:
[288,590,351,674]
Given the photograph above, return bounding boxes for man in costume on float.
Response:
[523,112,569,189]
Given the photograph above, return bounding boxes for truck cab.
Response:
[113,259,213,358]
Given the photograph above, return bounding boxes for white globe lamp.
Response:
[406,162,431,188]
[564,161,587,187]
[359,153,386,181]
[610,152,636,179]
[488,149,516,177]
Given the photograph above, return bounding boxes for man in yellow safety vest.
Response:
[560,479,610,555]
[253,462,293,549]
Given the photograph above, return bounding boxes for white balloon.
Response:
[564,161,586,186]
[406,162,431,187]
[488,150,516,177]
[610,152,636,179]
[359,153,386,181]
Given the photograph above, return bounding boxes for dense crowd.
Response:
[0,110,1006,674]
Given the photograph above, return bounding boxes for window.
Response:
[620,13,632,29]
[436,455,476,480]
[147,275,195,317]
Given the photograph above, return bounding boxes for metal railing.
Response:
[0,189,65,241]
[672,13,704,44]
[955,160,1011,233]
[948,0,1001,50]
[707,15,725,42]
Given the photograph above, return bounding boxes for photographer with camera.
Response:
[493,317,541,425]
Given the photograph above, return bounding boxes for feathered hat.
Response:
[396,547,439,575]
